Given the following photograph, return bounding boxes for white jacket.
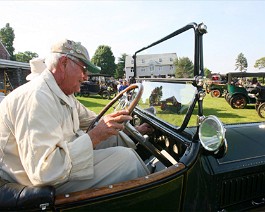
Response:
[0,69,97,186]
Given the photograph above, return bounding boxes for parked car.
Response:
[148,87,182,112]
[225,71,265,109]
[254,85,265,118]
[2,22,265,212]
[205,73,227,98]
[76,74,117,99]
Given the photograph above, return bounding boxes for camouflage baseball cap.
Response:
[51,39,100,73]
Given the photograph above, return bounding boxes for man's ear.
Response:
[54,56,67,81]
[58,55,67,70]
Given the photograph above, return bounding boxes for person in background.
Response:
[251,77,261,87]
[26,57,47,81]
[129,76,136,84]
[116,80,122,93]
[118,80,128,92]
[0,39,150,195]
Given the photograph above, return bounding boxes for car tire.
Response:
[225,93,231,103]
[82,93,89,97]
[230,95,247,109]
[210,89,221,98]
[258,103,265,118]
[102,91,110,99]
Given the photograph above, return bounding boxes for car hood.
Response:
[206,122,265,174]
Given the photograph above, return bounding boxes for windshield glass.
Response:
[132,23,265,127]
[132,25,200,127]
[137,80,197,126]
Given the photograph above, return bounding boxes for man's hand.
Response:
[135,123,154,135]
[88,110,132,147]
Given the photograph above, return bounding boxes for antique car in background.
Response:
[205,73,227,98]
[149,87,182,112]
[76,74,117,99]
[256,86,265,118]
[1,22,265,212]
[225,71,265,109]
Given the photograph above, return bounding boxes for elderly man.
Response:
[0,39,149,194]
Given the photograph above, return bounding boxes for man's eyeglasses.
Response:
[67,56,88,74]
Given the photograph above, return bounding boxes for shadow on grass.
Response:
[157,105,181,114]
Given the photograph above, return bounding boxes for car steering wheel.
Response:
[86,83,144,132]
[85,83,173,167]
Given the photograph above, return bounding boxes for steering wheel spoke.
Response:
[85,83,173,167]
[86,83,143,132]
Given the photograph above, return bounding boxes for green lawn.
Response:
[203,94,264,124]
[77,95,111,114]
[76,93,264,126]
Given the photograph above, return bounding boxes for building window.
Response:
[141,68,145,72]
[170,58,173,62]
[159,66,162,71]
[142,59,145,63]
[159,58,162,62]
[131,60,134,64]
[170,65,173,70]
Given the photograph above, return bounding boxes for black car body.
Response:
[77,74,117,99]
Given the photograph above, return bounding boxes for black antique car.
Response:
[1,22,265,212]
[256,86,265,118]
[77,74,117,99]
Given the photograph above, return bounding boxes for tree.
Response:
[174,57,194,78]
[91,45,116,76]
[15,51,38,63]
[254,57,265,70]
[204,67,212,78]
[149,86,163,106]
[115,53,127,79]
[235,53,248,72]
[0,23,15,60]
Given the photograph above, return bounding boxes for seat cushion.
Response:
[0,178,55,211]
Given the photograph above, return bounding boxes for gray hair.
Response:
[45,53,63,70]
[45,53,81,70]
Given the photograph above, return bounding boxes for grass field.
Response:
[76,93,264,126]
[203,94,264,124]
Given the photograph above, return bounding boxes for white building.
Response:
[125,53,177,80]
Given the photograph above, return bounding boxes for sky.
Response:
[1,0,265,74]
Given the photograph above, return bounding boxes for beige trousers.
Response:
[56,132,150,194]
